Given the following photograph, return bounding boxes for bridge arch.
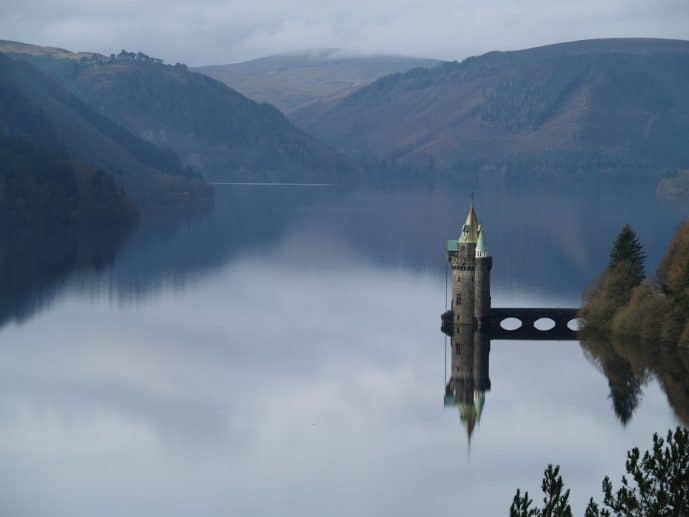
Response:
[490,307,579,340]
[534,317,556,331]
[499,317,522,331]
[567,318,585,332]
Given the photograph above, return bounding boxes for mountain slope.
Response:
[1,43,357,183]
[292,38,689,180]
[0,52,207,204]
[0,131,136,235]
[194,50,441,113]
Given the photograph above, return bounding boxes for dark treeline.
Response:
[0,132,136,237]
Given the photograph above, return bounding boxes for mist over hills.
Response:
[1,41,357,183]
[292,38,689,182]
[194,50,441,113]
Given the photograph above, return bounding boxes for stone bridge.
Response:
[442,308,581,340]
[489,307,580,340]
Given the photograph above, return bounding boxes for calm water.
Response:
[1,183,688,516]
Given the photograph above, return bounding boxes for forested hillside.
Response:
[0,133,136,236]
[293,38,689,181]
[1,43,357,183]
[0,54,142,236]
[0,52,208,204]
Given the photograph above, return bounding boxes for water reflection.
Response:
[442,322,689,445]
[2,183,689,516]
[0,198,215,329]
[0,228,129,328]
[61,182,689,310]
[444,326,491,443]
[580,331,689,426]
[70,186,334,303]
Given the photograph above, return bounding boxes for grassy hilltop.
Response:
[195,50,440,113]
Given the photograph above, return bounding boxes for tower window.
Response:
[456,294,462,304]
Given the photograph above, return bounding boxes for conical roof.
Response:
[476,226,488,257]
[459,205,479,244]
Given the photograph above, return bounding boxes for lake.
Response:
[1,182,688,516]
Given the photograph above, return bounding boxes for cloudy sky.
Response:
[1,0,689,65]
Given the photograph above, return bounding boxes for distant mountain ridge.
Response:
[1,42,357,183]
[194,50,441,113]
[292,38,689,181]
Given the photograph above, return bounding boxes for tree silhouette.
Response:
[510,465,573,517]
[511,427,689,516]
[607,360,642,426]
[609,225,646,286]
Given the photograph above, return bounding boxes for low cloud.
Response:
[1,0,688,65]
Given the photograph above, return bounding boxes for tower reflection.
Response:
[444,324,491,443]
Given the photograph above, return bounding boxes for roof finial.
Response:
[471,192,474,209]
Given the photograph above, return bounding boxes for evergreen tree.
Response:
[589,427,689,516]
[510,465,573,517]
[510,427,689,516]
[609,225,646,285]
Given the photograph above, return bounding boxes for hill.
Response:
[1,42,357,183]
[292,38,689,181]
[194,50,441,113]
[0,54,139,313]
[0,52,208,204]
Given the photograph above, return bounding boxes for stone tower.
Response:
[449,205,477,326]
[474,226,493,328]
[447,202,491,328]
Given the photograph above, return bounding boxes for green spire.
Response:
[476,226,488,257]
[459,204,479,244]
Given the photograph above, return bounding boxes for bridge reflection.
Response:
[442,312,689,448]
[441,309,580,444]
